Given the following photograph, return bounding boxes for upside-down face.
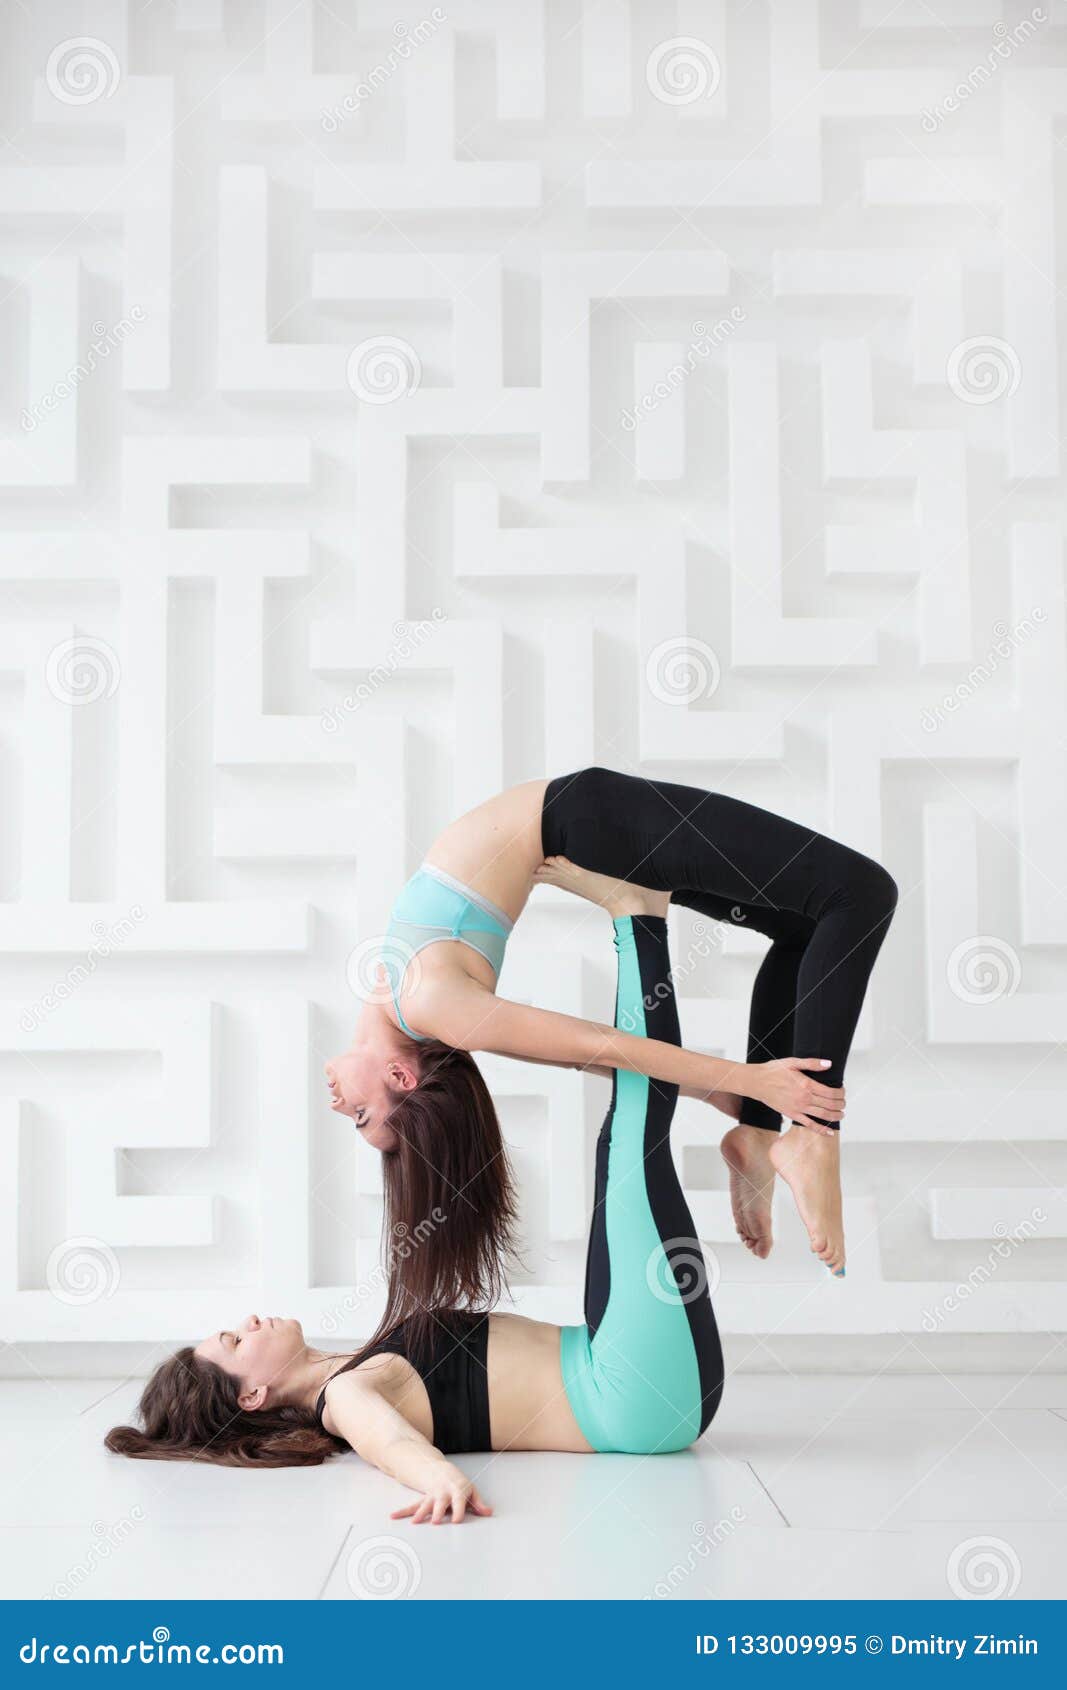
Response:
[324,1047,408,1152]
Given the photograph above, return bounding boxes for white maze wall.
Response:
[2,0,1066,1362]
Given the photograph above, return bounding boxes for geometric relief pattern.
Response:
[1,0,1065,1353]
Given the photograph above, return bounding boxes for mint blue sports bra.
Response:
[384,863,513,1042]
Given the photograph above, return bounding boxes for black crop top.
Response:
[314,1312,492,1455]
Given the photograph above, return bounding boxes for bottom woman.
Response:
[106,873,722,1516]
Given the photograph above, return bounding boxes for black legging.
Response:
[560,912,723,1451]
[541,768,898,1132]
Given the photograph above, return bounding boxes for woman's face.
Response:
[324,1048,405,1153]
[194,1315,305,1406]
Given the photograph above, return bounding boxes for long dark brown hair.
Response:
[377,1038,519,1364]
[106,1041,519,1469]
[104,1348,344,1468]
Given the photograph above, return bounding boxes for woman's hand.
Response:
[747,1058,845,1133]
[389,1468,493,1525]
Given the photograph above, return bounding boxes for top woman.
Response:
[325,768,896,1279]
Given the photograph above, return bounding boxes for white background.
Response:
[2,0,1065,1370]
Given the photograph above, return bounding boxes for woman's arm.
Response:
[424,978,736,1088]
[494,1050,753,1125]
[422,981,844,1127]
[481,995,745,1091]
[323,1374,491,1525]
[493,1049,616,1081]
[499,1050,738,1097]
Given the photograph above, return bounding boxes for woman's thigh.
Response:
[544,767,833,919]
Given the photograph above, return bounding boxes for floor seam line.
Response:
[317,1526,353,1599]
[745,1459,791,1527]
[79,1378,140,1417]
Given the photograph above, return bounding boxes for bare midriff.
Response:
[422,778,549,927]
[349,1311,592,1455]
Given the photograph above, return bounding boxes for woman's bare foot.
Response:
[769,1126,846,1274]
[533,856,671,921]
[720,1124,777,1259]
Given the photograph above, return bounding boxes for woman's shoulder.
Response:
[318,1353,405,1430]
[323,1326,410,1385]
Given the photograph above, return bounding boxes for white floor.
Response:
[2,1373,1066,1600]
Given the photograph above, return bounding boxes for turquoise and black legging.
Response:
[543,768,898,1133]
[560,914,724,1454]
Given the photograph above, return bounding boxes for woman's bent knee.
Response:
[870,862,898,917]
[839,853,898,918]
